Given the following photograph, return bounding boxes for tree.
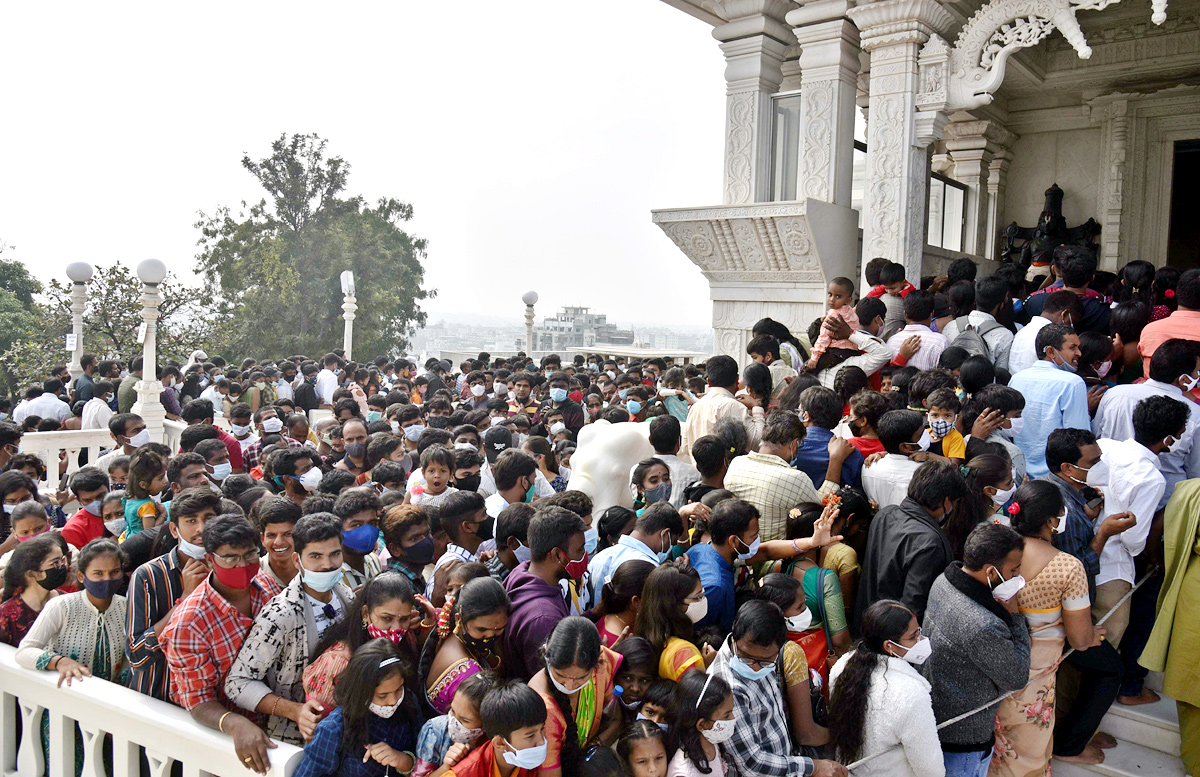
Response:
[195,133,433,359]
[0,264,216,395]
[0,257,41,308]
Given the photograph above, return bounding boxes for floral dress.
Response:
[989,551,1089,777]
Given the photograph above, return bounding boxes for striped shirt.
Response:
[885,324,949,371]
[243,434,306,469]
[125,547,187,701]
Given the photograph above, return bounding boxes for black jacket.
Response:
[854,497,954,626]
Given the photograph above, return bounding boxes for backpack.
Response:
[950,316,1005,361]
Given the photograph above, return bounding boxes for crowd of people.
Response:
[0,249,1198,777]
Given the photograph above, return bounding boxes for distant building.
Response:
[526,306,635,351]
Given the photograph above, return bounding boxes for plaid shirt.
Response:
[162,573,278,711]
[708,640,814,777]
[724,451,828,541]
[243,434,306,470]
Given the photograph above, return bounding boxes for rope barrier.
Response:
[844,566,1159,772]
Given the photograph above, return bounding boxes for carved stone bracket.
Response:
[915,0,1169,113]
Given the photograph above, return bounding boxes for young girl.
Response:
[15,537,127,685]
[421,577,510,715]
[806,277,861,373]
[755,573,830,749]
[617,720,669,777]
[0,534,66,646]
[633,561,707,681]
[305,572,433,708]
[100,492,125,538]
[636,680,676,730]
[106,455,130,492]
[666,671,736,777]
[413,672,496,777]
[296,639,420,777]
[595,506,637,554]
[612,637,658,725]
[523,436,567,493]
[828,600,942,777]
[598,560,654,647]
[658,368,695,424]
[123,449,167,536]
[780,505,853,678]
[630,459,672,512]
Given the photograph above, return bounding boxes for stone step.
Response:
[1100,696,1182,757]
[1051,739,1188,777]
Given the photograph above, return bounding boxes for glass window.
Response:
[927,173,966,252]
[770,93,802,202]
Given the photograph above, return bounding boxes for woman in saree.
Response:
[990,481,1106,776]
[419,576,509,715]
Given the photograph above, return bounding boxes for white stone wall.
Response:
[1002,126,1101,230]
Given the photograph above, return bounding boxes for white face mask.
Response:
[127,429,152,448]
[1164,434,1186,454]
[547,665,590,696]
[989,567,1026,602]
[369,689,404,719]
[1068,459,1108,488]
[989,483,1016,507]
[685,596,709,623]
[1005,417,1024,439]
[298,468,323,493]
[493,382,507,395]
[914,429,932,451]
[1180,372,1200,392]
[210,462,233,482]
[702,718,736,744]
[736,536,760,562]
[785,610,812,632]
[230,423,251,437]
[502,740,548,770]
[447,712,483,744]
[891,636,932,665]
[1052,509,1067,534]
[262,417,284,434]
[471,384,486,397]
[177,535,207,560]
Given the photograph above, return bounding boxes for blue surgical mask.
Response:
[730,645,776,681]
[342,524,381,553]
[303,566,344,593]
[618,388,629,400]
[365,411,383,423]
[583,528,599,554]
[627,400,642,415]
[1052,348,1077,373]
[549,388,568,403]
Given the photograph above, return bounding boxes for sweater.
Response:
[921,563,1031,752]
[829,653,945,777]
[503,561,568,680]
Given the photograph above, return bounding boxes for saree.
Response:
[425,656,483,715]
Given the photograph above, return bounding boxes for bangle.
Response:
[398,751,416,775]
[419,620,435,629]
[218,711,233,734]
[269,697,281,717]
[792,539,802,553]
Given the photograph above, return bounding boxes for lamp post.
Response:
[522,290,538,354]
[341,271,356,362]
[65,262,94,384]
[130,259,167,443]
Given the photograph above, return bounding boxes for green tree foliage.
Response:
[195,133,432,358]
[0,264,214,395]
[0,257,42,308]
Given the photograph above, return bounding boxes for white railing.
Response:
[0,645,303,777]
[163,420,187,454]
[17,430,115,496]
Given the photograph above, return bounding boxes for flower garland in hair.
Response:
[821,492,843,509]
[959,464,973,478]
[1007,501,1021,516]
[435,595,456,639]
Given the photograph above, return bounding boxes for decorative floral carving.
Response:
[980,16,1054,67]
[801,81,833,202]
[725,92,756,204]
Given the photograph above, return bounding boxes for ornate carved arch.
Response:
[915,0,1168,112]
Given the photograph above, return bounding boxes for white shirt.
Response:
[885,324,949,371]
[484,492,512,519]
[584,534,661,604]
[679,386,763,465]
[275,379,294,401]
[817,330,894,389]
[1094,438,1165,587]
[14,392,71,423]
[315,369,339,406]
[861,453,923,508]
[236,432,260,454]
[479,466,554,501]
[81,397,113,430]
[1093,379,1200,507]
[628,453,701,508]
[940,311,1015,372]
[1009,315,1052,376]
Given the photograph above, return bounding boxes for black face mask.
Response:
[456,474,481,492]
[403,535,436,566]
[37,566,69,591]
[428,416,451,429]
[460,630,501,655]
[345,443,367,460]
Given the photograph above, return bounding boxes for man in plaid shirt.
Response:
[242,406,306,470]
[162,515,281,774]
[707,600,847,777]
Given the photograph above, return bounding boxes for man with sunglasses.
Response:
[707,600,847,777]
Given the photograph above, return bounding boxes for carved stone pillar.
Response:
[943,120,1017,258]
[711,3,795,204]
[1090,96,1131,270]
[848,0,953,282]
[986,152,1012,262]
[788,1,862,207]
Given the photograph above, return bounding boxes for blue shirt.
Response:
[686,543,736,631]
[294,707,417,777]
[792,426,863,490]
[1008,360,1091,478]
[584,534,661,604]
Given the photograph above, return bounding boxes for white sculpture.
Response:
[565,420,654,516]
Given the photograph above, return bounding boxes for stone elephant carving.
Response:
[565,420,654,516]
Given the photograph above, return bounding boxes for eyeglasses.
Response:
[733,643,779,670]
[213,551,260,567]
[41,558,67,570]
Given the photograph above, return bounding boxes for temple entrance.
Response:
[1168,139,1200,269]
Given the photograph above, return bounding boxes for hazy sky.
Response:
[0,2,725,329]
